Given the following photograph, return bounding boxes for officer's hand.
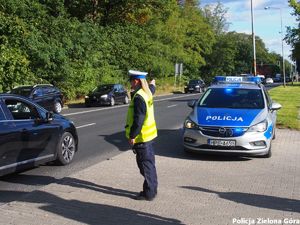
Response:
[128,138,135,146]
[149,79,156,86]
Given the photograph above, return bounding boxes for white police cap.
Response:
[128,70,148,80]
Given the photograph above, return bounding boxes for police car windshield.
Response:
[198,88,264,109]
[10,87,33,97]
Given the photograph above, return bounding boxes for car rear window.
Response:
[189,80,200,85]
[10,87,33,97]
[93,85,114,92]
[198,88,264,109]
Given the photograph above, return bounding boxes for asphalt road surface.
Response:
[0,92,201,205]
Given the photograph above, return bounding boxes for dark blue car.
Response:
[0,94,78,176]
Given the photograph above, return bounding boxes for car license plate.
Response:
[208,139,236,147]
[189,88,194,90]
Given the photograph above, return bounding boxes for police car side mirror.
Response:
[187,100,196,108]
[270,102,282,111]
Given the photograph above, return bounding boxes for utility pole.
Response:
[251,0,257,76]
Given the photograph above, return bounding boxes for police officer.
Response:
[125,70,158,201]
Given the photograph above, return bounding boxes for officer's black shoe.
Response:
[135,191,155,201]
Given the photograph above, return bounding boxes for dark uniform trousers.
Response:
[133,141,158,199]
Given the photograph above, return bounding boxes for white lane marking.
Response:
[63,105,127,116]
[76,123,96,129]
[63,93,199,117]
[167,104,177,108]
[154,93,199,103]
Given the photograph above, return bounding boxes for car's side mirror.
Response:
[187,100,196,108]
[270,102,282,111]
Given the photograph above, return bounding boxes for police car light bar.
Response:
[214,76,261,84]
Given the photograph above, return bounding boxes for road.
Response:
[0,92,201,204]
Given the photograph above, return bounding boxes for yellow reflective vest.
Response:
[125,89,157,143]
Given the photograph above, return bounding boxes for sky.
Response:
[200,0,298,63]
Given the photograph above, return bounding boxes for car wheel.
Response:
[124,96,129,104]
[54,101,62,113]
[110,97,115,106]
[272,128,276,140]
[55,132,76,165]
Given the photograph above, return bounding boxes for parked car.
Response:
[285,77,292,82]
[273,77,281,82]
[9,84,64,113]
[0,94,78,176]
[183,76,281,158]
[85,84,129,107]
[265,78,274,84]
[184,79,206,93]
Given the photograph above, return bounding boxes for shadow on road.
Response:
[172,91,184,94]
[66,102,86,108]
[181,186,300,213]
[0,177,183,225]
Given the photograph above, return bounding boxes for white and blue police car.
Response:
[183,76,282,158]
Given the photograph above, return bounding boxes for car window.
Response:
[49,87,57,93]
[198,88,264,109]
[93,85,113,93]
[42,87,51,94]
[114,85,119,92]
[189,80,199,85]
[33,88,43,97]
[10,87,33,97]
[4,99,40,120]
[263,87,272,108]
[0,105,5,120]
[119,85,124,92]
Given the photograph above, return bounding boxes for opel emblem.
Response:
[219,127,226,134]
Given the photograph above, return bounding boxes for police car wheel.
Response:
[55,132,76,165]
[272,128,276,140]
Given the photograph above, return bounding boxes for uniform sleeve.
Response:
[149,84,156,95]
[129,95,146,139]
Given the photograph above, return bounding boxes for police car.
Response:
[183,76,282,158]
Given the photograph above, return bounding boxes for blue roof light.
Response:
[225,88,233,94]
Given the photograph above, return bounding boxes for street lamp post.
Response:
[264,6,286,87]
[251,0,257,76]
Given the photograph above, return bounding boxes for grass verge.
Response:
[269,83,300,130]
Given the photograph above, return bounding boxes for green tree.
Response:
[286,0,300,65]
[0,11,35,91]
[202,1,230,35]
